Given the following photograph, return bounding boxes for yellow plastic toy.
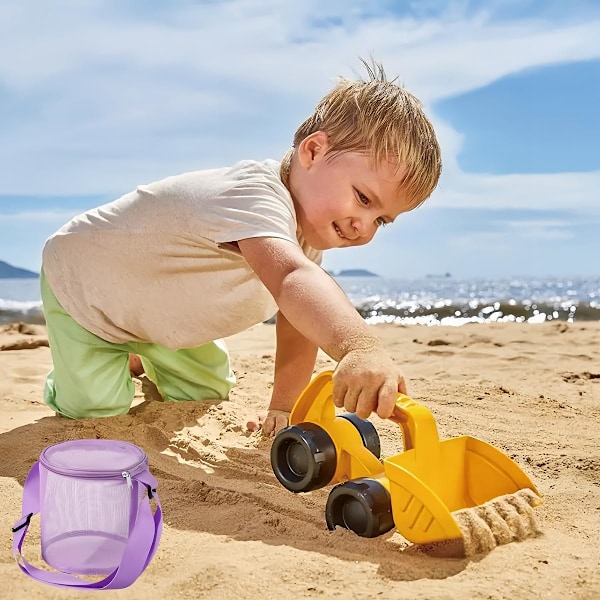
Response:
[270,371,540,543]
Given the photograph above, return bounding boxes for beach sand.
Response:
[0,321,598,599]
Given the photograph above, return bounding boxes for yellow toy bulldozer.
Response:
[270,371,540,544]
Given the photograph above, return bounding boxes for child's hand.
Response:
[332,349,407,420]
[262,409,290,436]
[246,409,290,437]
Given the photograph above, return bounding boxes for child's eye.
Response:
[357,191,370,206]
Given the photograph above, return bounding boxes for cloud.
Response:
[2,1,598,98]
[0,0,599,215]
[432,168,600,212]
[506,219,575,239]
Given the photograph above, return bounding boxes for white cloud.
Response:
[506,220,575,239]
[2,1,598,98]
[0,0,599,215]
[432,169,600,212]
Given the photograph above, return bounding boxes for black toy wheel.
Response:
[270,423,337,492]
[325,478,393,538]
[339,413,381,458]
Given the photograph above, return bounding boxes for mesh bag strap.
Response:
[12,462,163,590]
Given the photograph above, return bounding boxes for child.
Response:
[41,62,441,436]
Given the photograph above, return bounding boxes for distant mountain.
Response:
[0,260,39,279]
[335,269,379,277]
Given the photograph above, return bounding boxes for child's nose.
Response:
[351,216,374,238]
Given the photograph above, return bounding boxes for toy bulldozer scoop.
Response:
[271,371,541,547]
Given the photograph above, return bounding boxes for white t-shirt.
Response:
[42,159,322,349]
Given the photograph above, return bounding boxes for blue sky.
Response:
[0,0,599,278]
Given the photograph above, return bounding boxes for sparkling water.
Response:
[335,275,599,325]
[1,275,599,326]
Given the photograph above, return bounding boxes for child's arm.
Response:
[262,310,319,435]
[238,236,406,421]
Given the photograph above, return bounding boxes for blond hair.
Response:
[285,61,441,209]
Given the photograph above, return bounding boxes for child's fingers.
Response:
[332,377,348,408]
[353,387,378,419]
[397,374,407,395]
[262,410,290,436]
[376,378,399,419]
[246,411,265,432]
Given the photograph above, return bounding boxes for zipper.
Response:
[122,471,133,489]
[40,456,147,479]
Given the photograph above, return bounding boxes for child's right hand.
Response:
[331,349,407,420]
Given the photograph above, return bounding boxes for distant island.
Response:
[0,260,39,279]
[334,269,379,277]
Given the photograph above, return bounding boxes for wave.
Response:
[0,300,45,325]
[356,299,600,325]
[2,298,598,328]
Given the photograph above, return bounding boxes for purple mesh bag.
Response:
[12,439,162,590]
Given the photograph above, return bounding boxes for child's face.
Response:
[290,132,410,251]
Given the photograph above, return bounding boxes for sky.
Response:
[0,0,599,279]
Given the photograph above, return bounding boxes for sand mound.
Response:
[0,322,49,351]
[162,400,262,470]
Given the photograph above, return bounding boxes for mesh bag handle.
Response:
[12,461,163,590]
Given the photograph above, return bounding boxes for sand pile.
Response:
[163,399,261,470]
[0,322,48,351]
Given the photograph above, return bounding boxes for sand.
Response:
[0,320,598,599]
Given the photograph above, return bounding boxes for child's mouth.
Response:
[333,223,346,239]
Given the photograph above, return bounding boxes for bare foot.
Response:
[129,353,144,377]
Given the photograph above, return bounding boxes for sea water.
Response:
[0,278,45,324]
[1,275,599,326]
[335,275,600,325]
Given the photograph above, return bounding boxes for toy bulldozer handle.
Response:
[388,395,444,468]
[291,372,443,465]
[289,371,335,426]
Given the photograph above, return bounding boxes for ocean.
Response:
[1,275,598,326]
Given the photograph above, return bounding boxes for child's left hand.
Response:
[246,409,290,437]
[262,409,290,436]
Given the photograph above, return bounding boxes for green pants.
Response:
[41,271,236,418]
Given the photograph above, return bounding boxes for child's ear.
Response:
[297,131,330,168]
